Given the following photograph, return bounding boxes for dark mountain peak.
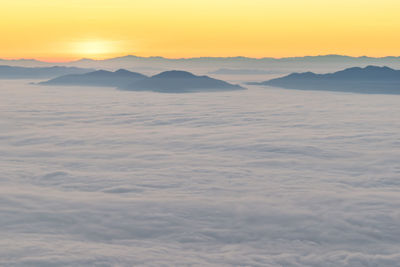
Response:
[114,69,132,74]
[286,71,317,79]
[40,68,147,87]
[114,69,147,78]
[122,70,244,93]
[252,65,400,94]
[329,65,399,80]
[335,65,394,74]
[363,65,395,72]
[151,70,197,79]
[338,65,385,73]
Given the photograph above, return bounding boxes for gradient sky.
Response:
[2,0,400,61]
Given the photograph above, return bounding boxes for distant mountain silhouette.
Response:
[209,68,280,75]
[0,65,94,79]
[62,55,400,74]
[5,55,400,75]
[121,70,244,92]
[39,69,243,92]
[40,69,147,87]
[0,58,53,67]
[250,66,400,94]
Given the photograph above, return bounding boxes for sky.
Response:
[1,0,400,61]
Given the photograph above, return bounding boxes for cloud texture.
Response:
[0,80,399,266]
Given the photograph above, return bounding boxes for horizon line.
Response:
[2,54,400,63]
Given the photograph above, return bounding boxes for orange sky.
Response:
[1,0,400,61]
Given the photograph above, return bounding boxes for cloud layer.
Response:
[1,80,400,266]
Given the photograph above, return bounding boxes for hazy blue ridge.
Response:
[0,65,94,79]
[3,55,400,75]
[39,69,148,87]
[250,65,400,94]
[120,70,245,93]
[40,69,244,92]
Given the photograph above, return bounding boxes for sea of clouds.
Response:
[0,80,399,266]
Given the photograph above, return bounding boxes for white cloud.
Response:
[1,80,400,266]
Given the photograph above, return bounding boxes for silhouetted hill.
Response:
[121,70,244,92]
[40,69,147,87]
[251,66,400,94]
[0,65,94,79]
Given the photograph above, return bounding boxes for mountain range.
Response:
[0,65,94,79]
[40,69,244,92]
[3,55,400,74]
[122,70,243,92]
[251,66,400,94]
[40,69,146,87]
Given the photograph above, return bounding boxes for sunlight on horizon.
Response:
[67,39,125,59]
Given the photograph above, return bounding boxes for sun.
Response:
[70,40,119,59]
[79,41,110,55]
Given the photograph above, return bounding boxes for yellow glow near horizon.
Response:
[69,40,120,59]
[1,0,400,61]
